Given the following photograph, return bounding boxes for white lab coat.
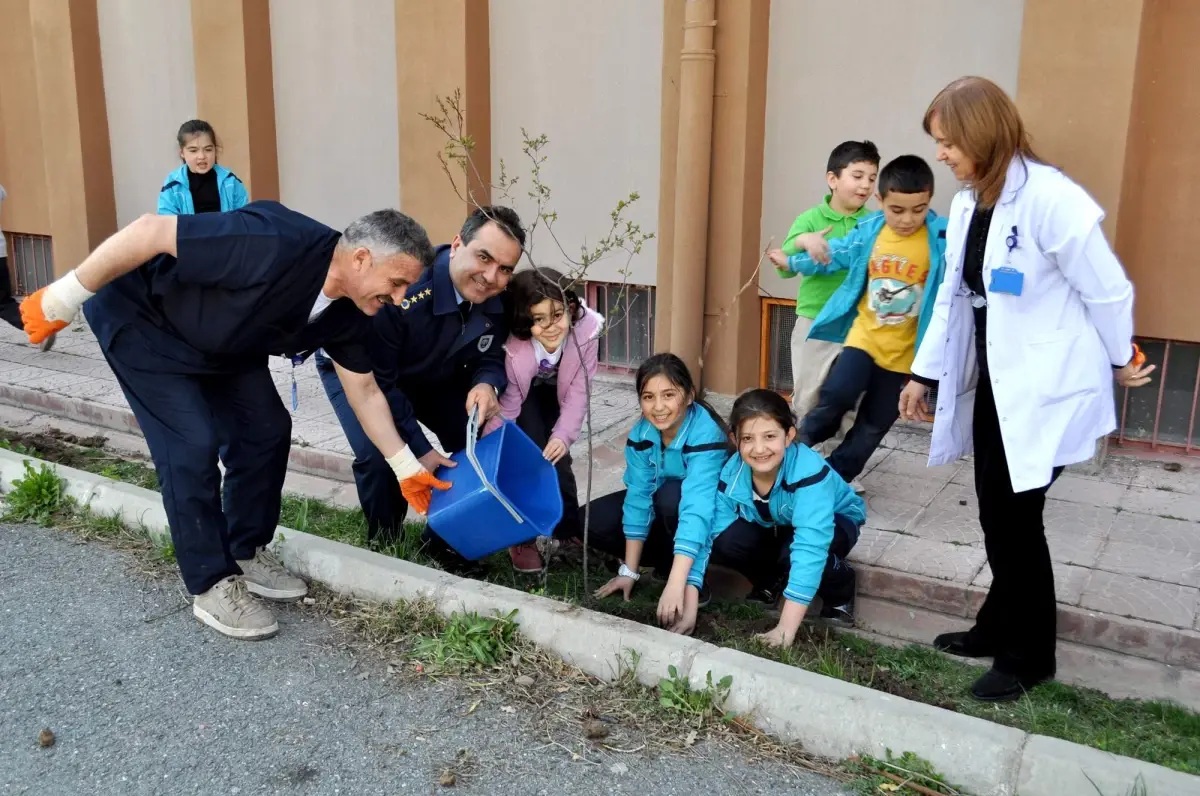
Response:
[912,158,1135,493]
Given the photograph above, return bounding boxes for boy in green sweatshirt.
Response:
[778,141,879,489]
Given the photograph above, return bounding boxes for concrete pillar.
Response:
[0,0,52,236]
[700,0,769,394]
[666,0,717,384]
[1016,0,1145,242]
[191,0,279,201]
[653,0,686,354]
[28,0,116,276]
[395,0,491,244]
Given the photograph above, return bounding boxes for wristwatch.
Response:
[618,563,641,581]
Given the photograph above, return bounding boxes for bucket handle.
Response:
[465,406,524,524]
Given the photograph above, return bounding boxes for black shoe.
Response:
[819,595,855,628]
[745,586,778,607]
[420,533,487,579]
[969,667,1053,702]
[933,631,997,659]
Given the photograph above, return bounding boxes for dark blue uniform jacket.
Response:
[368,244,508,457]
[86,201,373,374]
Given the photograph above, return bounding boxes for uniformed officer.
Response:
[20,202,451,641]
[316,205,523,569]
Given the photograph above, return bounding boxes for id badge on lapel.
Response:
[988,267,1024,296]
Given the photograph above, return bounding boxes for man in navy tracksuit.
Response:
[317,206,524,569]
[19,202,441,641]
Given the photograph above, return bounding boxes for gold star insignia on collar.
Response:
[400,288,433,311]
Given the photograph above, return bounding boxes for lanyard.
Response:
[290,354,305,410]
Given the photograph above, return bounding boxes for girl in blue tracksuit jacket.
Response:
[587,353,730,631]
[157,119,249,216]
[670,389,866,644]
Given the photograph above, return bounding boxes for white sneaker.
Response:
[193,576,279,640]
[237,548,308,601]
[851,479,866,495]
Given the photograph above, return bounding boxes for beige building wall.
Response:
[97,0,196,228]
[270,0,400,231]
[489,0,662,284]
[758,0,1026,300]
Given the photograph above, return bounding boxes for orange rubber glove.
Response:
[399,471,453,516]
[20,271,94,345]
[386,447,451,516]
[20,288,70,345]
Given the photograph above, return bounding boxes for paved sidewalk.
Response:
[1,321,1199,698]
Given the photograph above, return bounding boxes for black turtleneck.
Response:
[188,168,221,214]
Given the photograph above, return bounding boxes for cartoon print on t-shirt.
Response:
[866,254,925,325]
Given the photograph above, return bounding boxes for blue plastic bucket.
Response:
[426,415,564,561]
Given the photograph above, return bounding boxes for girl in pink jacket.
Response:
[484,267,604,572]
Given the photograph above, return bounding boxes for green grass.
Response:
[2,426,1198,776]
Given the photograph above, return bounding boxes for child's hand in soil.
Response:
[657,581,687,629]
[667,585,699,636]
[754,624,795,649]
[595,574,636,601]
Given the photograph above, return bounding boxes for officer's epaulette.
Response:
[398,287,433,311]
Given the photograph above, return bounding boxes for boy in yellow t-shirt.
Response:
[767,156,947,483]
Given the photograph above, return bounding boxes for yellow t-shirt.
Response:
[843,225,931,374]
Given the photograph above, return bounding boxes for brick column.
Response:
[28,0,116,276]
[190,0,278,201]
[701,0,769,394]
[395,0,491,243]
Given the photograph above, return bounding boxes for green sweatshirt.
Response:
[779,196,871,319]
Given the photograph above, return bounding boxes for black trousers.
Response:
[580,479,682,574]
[800,346,906,482]
[710,514,860,606]
[0,257,23,331]
[514,381,580,540]
[92,323,291,595]
[966,367,1062,678]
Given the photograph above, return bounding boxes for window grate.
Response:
[4,232,55,295]
[759,298,796,394]
[1116,337,1200,456]
[587,281,655,371]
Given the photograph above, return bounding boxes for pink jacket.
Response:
[483,305,604,447]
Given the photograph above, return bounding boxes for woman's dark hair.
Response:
[508,267,581,341]
[634,353,730,437]
[177,119,220,154]
[728,388,796,439]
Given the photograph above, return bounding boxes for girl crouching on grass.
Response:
[484,268,604,572]
[585,353,729,628]
[665,388,865,643]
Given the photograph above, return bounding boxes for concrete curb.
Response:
[2,448,1197,796]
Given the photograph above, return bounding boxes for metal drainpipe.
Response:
[667,0,716,385]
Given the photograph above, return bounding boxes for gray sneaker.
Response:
[237,548,307,601]
[193,576,279,640]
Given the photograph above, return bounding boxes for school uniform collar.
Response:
[817,194,872,223]
[432,249,505,316]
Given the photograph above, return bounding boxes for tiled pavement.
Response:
[2,321,1199,679]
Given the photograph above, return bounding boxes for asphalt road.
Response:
[0,523,848,796]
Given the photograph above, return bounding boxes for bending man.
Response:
[21,202,449,641]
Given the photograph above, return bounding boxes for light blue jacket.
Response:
[784,210,948,350]
[622,403,730,550]
[686,444,866,603]
[156,164,248,216]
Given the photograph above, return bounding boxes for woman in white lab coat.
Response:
[898,77,1155,702]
